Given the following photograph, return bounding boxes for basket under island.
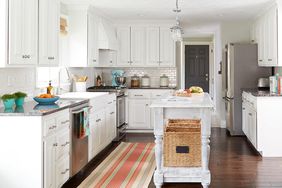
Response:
[150,93,214,188]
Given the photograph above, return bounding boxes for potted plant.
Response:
[1,94,16,109]
[14,92,27,106]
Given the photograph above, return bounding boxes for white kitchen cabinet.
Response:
[130,26,146,66]
[43,110,70,188]
[127,89,174,130]
[160,27,175,67]
[128,99,151,129]
[8,0,38,65]
[39,0,60,66]
[117,27,131,66]
[44,134,56,188]
[117,26,146,67]
[248,108,257,148]
[99,50,117,67]
[253,3,280,66]
[106,104,116,142]
[146,27,160,66]
[146,27,175,67]
[88,13,99,66]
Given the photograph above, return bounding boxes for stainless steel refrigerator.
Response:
[222,43,271,136]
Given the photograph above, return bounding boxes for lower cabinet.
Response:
[43,110,70,188]
[88,94,117,160]
[128,99,151,129]
[242,94,257,149]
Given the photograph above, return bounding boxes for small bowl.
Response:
[33,96,60,105]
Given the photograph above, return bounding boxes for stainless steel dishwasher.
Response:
[70,103,91,176]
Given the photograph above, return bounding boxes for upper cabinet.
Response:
[39,0,60,66]
[117,25,175,67]
[117,26,146,67]
[147,27,175,67]
[8,0,38,66]
[252,2,280,66]
[88,12,99,67]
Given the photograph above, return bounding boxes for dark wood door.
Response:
[185,45,209,92]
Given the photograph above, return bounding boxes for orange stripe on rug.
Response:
[77,142,155,188]
[105,143,151,188]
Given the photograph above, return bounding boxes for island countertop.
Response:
[0,99,89,116]
[150,93,214,108]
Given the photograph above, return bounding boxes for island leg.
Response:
[154,135,164,188]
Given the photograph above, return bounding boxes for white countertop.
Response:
[59,92,109,99]
[150,93,214,108]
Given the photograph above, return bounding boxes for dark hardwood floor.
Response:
[63,128,282,188]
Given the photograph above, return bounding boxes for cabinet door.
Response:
[44,135,56,188]
[266,6,278,66]
[146,27,160,66]
[248,109,257,148]
[128,99,151,129]
[117,27,131,66]
[242,102,248,135]
[39,0,59,66]
[99,110,106,148]
[9,0,38,65]
[55,155,70,188]
[88,13,99,67]
[131,26,146,66]
[257,18,265,65]
[56,128,70,160]
[106,105,116,142]
[160,27,175,67]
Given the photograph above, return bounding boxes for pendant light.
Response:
[170,0,184,41]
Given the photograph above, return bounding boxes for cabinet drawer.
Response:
[56,129,70,160]
[128,91,150,99]
[56,155,70,188]
[44,119,56,137]
[57,113,70,130]
[151,90,173,99]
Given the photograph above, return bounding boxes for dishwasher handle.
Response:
[71,106,92,114]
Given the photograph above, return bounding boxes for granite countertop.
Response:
[128,87,177,90]
[242,88,282,97]
[0,99,89,116]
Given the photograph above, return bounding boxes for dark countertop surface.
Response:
[128,87,177,90]
[0,99,89,116]
[242,88,282,97]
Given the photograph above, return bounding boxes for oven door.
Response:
[117,96,126,128]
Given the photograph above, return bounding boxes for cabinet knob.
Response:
[110,112,115,115]
[53,143,58,147]
[248,113,252,116]
[61,169,69,175]
[146,104,149,106]
[110,61,113,63]
[268,59,273,61]
[93,59,96,62]
[61,141,70,147]
[61,120,69,125]
[259,60,263,62]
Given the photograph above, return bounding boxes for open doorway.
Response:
[185,45,210,92]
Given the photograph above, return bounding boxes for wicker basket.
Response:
[163,119,202,167]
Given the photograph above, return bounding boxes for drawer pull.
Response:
[108,102,112,104]
[49,125,57,130]
[134,95,143,97]
[61,141,70,147]
[61,120,69,125]
[268,59,273,61]
[48,57,55,60]
[156,95,161,97]
[248,113,252,116]
[110,112,115,115]
[61,169,69,175]
[53,143,58,147]
[96,119,101,123]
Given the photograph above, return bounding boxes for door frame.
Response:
[181,41,215,100]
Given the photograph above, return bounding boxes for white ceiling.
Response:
[63,0,274,24]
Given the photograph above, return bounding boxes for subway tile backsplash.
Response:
[98,67,177,87]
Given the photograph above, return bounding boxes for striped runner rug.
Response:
[78,142,156,188]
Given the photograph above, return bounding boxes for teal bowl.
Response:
[3,99,15,109]
[15,97,25,106]
[33,96,60,105]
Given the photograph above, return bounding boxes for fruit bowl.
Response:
[33,96,60,105]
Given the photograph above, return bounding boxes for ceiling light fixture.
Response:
[170,0,184,41]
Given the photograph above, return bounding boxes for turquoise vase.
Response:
[15,97,25,106]
[3,99,15,109]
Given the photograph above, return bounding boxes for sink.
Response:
[59,92,109,99]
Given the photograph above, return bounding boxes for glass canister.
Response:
[131,74,140,88]
[160,74,169,87]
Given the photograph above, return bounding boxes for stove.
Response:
[87,86,127,141]
[87,86,125,97]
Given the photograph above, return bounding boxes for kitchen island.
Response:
[150,93,214,188]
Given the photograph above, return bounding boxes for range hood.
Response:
[98,18,117,51]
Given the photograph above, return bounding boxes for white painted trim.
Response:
[181,41,215,101]
[220,120,226,128]
[126,129,154,133]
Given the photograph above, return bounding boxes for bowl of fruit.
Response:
[175,86,204,97]
[33,94,60,105]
